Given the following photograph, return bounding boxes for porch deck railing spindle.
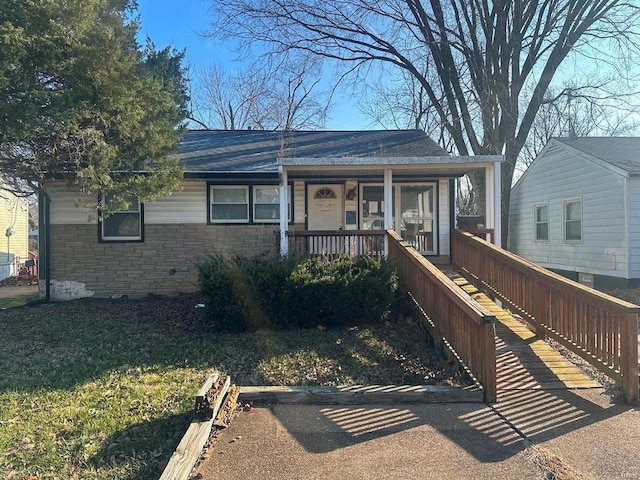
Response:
[287,230,386,258]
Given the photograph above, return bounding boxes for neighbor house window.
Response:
[564,199,582,241]
[535,204,549,241]
[100,195,143,242]
[253,185,291,222]
[210,186,249,223]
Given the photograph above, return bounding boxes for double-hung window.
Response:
[253,185,291,222]
[209,184,291,223]
[209,186,249,223]
[564,198,582,241]
[100,194,143,242]
[535,204,549,241]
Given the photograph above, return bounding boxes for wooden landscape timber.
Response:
[160,374,232,480]
[239,384,483,404]
[215,386,241,428]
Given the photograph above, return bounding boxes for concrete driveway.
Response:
[194,387,640,480]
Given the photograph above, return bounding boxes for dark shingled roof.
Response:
[556,137,640,175]
[172,129,450,172]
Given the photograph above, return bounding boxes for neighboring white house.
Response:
[509,137,640,290]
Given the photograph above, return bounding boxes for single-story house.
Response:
[509,137,640,290]
[39,129,503,300]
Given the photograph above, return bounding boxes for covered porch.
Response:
[276,155,503,257]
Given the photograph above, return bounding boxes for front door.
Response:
[308,185,343,230]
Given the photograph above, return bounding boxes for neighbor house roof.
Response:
[171,129,451,173]
[555,137,640,175]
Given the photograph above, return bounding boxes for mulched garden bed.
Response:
[0,274,38,287]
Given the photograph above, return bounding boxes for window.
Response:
[253,185,291,222]
[535,204,549,241]
[314,187,337,199]
[361,185,386,230]
[209,184,292,224]
[210,186,249,223]
[360,182,436,253]
[564,199,582,241]
[100,195,143,242]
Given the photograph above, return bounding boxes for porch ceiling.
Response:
[279,156,503,178]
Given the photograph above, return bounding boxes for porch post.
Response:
[485,163,501,247]
[384,168,393,255]
[279,166,288,256]
[493,160,502,248]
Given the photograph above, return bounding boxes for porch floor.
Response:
[440,268,601,392]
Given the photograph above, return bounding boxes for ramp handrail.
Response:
[452,229,639,404]
[387,230,497,403]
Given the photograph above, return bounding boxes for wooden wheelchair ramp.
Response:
[443,270,601,392]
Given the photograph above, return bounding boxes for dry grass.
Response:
[0,294,466,480]
[528,445,594,480]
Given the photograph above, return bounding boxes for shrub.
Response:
[196,252,246,332]
[197,253,398,332]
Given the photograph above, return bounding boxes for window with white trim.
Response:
[535,204,549,241]
[564,199,582,241]
[100,195,143,241]
[210,186,249,223]
[253,185,291,222]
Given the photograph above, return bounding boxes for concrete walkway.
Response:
[194,387,640,480]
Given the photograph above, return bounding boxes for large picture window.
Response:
[535,204,549,241]
[564,199,582,241]
[210,186,249,223]
[100,195,143,242]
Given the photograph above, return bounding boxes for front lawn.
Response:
[0,294,39,309]
[0,295,468,480]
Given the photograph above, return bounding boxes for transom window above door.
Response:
[314,187,337,199]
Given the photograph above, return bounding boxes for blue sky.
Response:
[136,0,368,130]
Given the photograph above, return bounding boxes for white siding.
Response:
[509,143,629,278]
[46,180,207,225]
[46,182,95,225]
[293,180,305,224]
[438,179,450,256]
[628,177,640,277]
[145,181,206,224]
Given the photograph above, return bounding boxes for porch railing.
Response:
[452,229,639,404]
[287,230,385,257]
[387,230,497,403]
[462,227,494,244]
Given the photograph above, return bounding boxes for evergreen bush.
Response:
[197,253,397,332]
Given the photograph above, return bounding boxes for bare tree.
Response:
[359,67,454,149]
[207,0,640,244]
[191,55,331,130]
[191,64,263,130]
[518,83,640,174]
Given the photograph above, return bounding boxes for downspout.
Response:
[38,190,51,302]
[279,165,288,257]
